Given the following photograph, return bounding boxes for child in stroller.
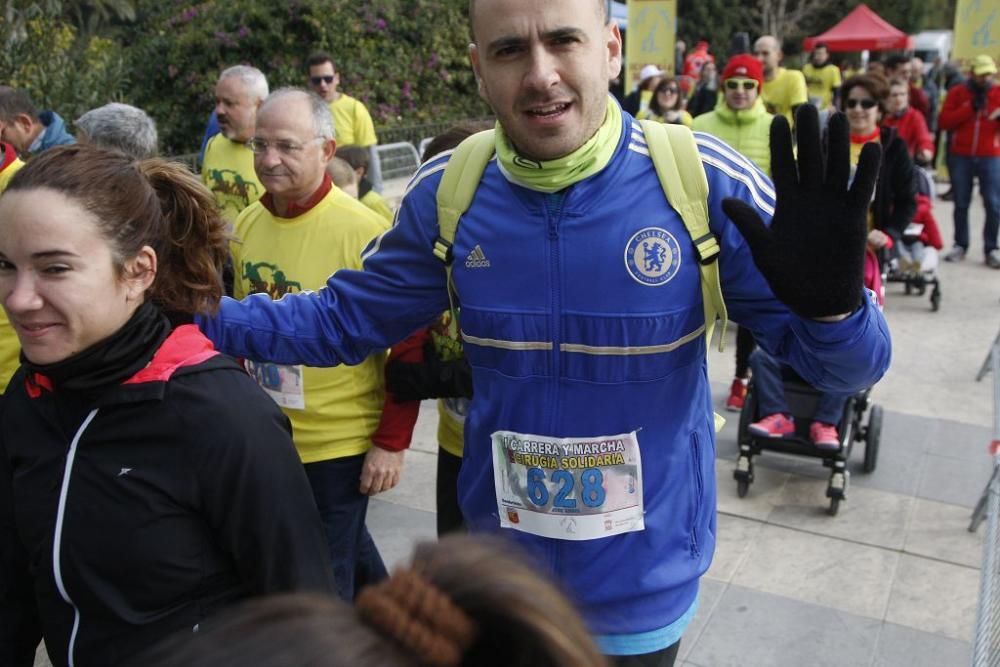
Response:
[886,165,943,310]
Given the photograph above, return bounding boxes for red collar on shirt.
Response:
[0,142,17,171]
[260,173,332,218]
[850,128,881,145]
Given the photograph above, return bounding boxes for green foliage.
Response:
[0,14,130,124]
[127,0,487,154]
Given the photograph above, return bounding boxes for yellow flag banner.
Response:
[625,0,677,91]
[953,0,1000,71]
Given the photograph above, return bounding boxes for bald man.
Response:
[754,35,808,124]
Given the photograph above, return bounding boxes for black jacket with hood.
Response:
[0,306,335,667]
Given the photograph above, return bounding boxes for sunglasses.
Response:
[660,87,679,94]
[309,75,335,85]
[846,98,878,109]
[724,78,758,91]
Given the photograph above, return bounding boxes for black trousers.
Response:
[611,640,680,667]
[436,448,464,536]
[735,325,756,379]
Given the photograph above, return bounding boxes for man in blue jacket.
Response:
[0,87,75,156]
[199,1,890,664]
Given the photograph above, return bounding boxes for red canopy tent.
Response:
[803,4,913,52]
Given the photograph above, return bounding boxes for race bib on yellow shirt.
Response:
[492,430,644,540]
[246,360,306,410]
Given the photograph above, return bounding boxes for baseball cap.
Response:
[639,64,666,82]
[972,54,997,76]
[721,54,764,88]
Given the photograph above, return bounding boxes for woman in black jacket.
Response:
[840,73,917,244]
[0,145,335,667]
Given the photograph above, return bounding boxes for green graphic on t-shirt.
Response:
[243,261,302,298]
[208,169,259,212]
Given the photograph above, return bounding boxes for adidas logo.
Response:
[465,244,491,268]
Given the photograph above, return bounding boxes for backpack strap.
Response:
[639,119,728,353]
[433,129,497,336]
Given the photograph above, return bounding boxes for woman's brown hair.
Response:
[840,73,890,114]
[648,77,684,116]
[5,144,228,315]
[139,535,608,667]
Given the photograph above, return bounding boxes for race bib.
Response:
[245,361,305,410]
[491,430,644,540]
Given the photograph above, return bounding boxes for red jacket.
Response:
[939,82,1000,157]
[882,107,934,159]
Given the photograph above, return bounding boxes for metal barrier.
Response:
[376,117,493,150]
[972,329,1000,666]
[374,142,422,182]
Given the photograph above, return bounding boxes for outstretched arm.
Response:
[198,173,452,367]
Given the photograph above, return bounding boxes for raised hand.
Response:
[721,104,882,320]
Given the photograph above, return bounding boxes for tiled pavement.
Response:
[369,392,985,667]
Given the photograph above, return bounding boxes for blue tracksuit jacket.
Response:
[200,110,891,650]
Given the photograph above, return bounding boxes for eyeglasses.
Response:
[845,98,878,110]
[248,137,325,155]
[725,78,758,91]
[309,75,335,86]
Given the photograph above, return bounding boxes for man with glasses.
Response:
[754,35,807,125]
[694,54,774,413]
[202,66,268,222]
[306,52,377,148]
[232,88,399,600]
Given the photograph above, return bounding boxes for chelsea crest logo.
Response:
[624,227,682,286]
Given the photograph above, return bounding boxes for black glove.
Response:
[721,105,881,319]
[384,341,473,402]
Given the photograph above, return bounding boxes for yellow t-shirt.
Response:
[762,68,809,124]
[637,108,693,127]
[330,94,378,147]
[437,399,466,457]
[802,63,842,108]
[360,189,394,223]
[0,156,25,390]
[232,187,391,463]
[201,135,263,223]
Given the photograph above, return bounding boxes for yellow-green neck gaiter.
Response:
[494,97,622,193]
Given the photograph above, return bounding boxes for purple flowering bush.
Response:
[128,0,486,154]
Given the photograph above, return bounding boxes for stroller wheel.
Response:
[930,286,941,312]
[827,497,840,516]
[737,478,750,498]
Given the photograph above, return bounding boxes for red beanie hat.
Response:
[722,55,764,88]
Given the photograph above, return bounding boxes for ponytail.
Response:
[6,145,231,317]
[137,159,230,315]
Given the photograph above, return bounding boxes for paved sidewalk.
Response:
[368,193,995,667]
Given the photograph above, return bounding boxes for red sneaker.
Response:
[748,413,795,438]
[809,421,840,450]
[725,378,747,412]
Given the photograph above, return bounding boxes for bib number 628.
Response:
[526,467,605,509]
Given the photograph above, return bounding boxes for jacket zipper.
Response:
[544,192,564,574]
[544,193,565,432]
[689,430,704,557]
[972,113,981,155]
[53,408,100,667]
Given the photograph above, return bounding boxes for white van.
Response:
[911,30,953,71]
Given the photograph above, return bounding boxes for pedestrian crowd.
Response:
[0,2,991,666]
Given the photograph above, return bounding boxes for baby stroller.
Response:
[733,370,882,516]
[884,165,943,311]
